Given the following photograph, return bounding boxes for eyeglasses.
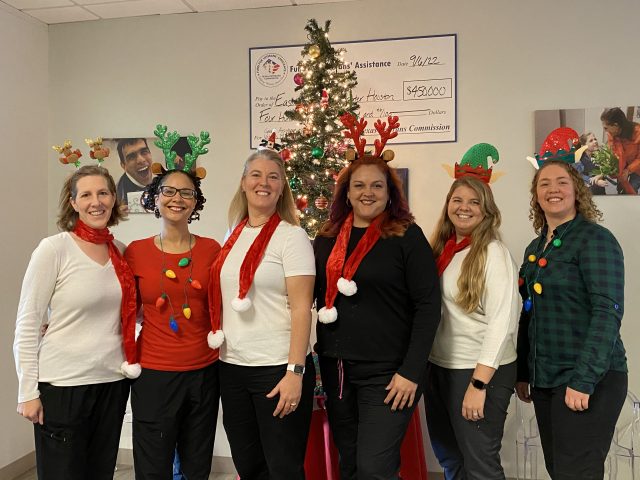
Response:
[159,186,197,199]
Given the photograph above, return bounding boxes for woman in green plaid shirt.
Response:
[515,160,628,479]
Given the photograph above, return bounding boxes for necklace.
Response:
[157,234,201,332]
[246,218,269,228]
[519,218,576,313]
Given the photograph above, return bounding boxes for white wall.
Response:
[3,0,633,476]
[0,3,48,471]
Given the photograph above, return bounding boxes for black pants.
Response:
[219,355,315,480]
[531,370,628,480]
[132,362,220,480]
[424,361,516,480]
[319,356,425,480]
[34,379,129,480]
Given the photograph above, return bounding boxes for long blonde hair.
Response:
[228,150,299,228]
[431,177,501,313]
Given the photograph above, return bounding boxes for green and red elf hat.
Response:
[442,143,503,184]
[526,127,580,169]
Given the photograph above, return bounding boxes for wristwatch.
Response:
[287,364,305,375]
[470,377,487,390]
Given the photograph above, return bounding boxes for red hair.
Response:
[318,156,414,238]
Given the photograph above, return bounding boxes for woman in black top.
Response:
[313,114,441,480]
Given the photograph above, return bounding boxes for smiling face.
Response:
[447,184,485,238]
[536,164,577,224]
[120,139,153,185]
[70,175,116,229]
[155,171,196,224]
[347,164,389,227]
[585,133,599,153]
[241,156,285,216]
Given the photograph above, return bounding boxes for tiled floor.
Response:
[13,465,237,479]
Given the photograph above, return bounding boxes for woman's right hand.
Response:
[515,382,531,403]
[17,398,43,424]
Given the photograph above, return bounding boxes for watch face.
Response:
[293,365,304,375]
[471,379,486,390]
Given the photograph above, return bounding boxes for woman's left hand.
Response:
[266,372,303,418]
[565,386,590,411]
[384,373,417,411]
[462,384,486,421]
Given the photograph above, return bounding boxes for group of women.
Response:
[14,114,627,480]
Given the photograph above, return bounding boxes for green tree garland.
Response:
[282,19,358,238]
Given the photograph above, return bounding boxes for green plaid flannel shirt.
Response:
[516,214,627,395]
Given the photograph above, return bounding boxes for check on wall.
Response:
[249,34,457,148]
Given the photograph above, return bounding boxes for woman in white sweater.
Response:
[426,175,519,480]
[13,165,137,480]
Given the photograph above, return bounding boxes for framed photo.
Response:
[534,106,640,196]
[102,136,193,212]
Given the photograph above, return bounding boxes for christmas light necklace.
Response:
[157,234,202,332]
[519,217,577,313]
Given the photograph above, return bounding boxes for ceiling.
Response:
[1,0,358,24]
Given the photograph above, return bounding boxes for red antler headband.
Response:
[339,113,399,161]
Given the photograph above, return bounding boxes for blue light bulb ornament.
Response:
[524,298,533,312]
[169,316,178,332]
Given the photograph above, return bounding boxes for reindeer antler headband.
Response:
[339,113,400,162]
[153,124,210,179]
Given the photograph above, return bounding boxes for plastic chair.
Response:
[515,397,547,479]
[606,390,640,479]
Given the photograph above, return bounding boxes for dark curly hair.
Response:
[141,170,206,223]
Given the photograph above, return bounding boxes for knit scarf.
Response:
[207,213,281,349]
[317,212,383,324]
[72,219,140,378]
[435,233,471,277]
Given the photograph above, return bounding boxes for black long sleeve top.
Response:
[313,223,441,383]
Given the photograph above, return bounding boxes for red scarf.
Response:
[72,219,140,378]
[207,213,281,348]
[435,233,471,277]
[318,212,383,324]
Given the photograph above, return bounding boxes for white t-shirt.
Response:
[220,221,315,366]
[14,232,125,403]
[429,240,519,369]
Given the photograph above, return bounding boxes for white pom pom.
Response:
[121,361,141,379]
[337,277,357,296]
[318,306,338,324]
[207,330,225,349]
[231,296,252,312]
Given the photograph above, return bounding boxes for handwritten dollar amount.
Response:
[403,79,452,100]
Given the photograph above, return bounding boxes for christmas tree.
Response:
[282,19,358,238]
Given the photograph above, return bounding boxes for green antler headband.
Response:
[153,124,210,179]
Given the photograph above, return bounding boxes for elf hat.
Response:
[527,127,579,169]
[442,143,504,184]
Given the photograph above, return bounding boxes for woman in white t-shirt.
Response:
[14,165,138,479]
[426,175,519,480]
[207,149,315,479]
